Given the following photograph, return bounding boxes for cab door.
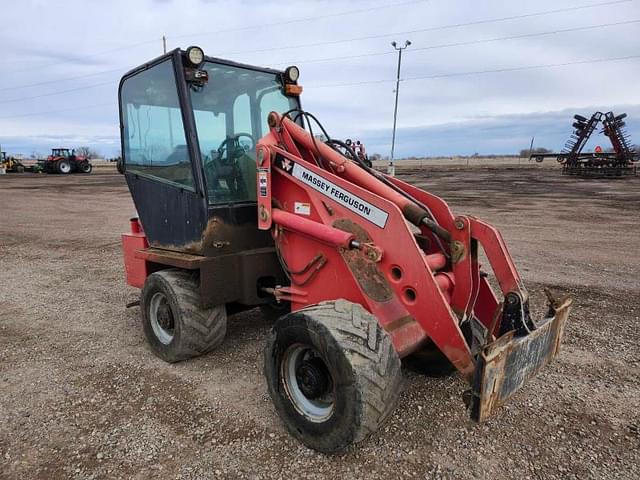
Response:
[119,53,207,252]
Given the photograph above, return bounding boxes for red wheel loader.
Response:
[119,46,572,453]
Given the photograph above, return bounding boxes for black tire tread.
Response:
[142,269,226,362]
[294,299,403,444]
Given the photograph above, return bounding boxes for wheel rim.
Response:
[59,162,71,173]
[149,292,175,345]
[281,344,334,422]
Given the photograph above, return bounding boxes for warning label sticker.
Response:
[294,202,311,216]
[289,162,388,228]
[258,169,268,197]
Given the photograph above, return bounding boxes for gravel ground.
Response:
[1,166,639,479]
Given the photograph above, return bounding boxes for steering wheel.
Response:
[216,133,255,164]
[204,133,255,198]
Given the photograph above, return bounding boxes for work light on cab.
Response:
[284,66,300,83]
[185,46,204,67]
[283,66,302,96]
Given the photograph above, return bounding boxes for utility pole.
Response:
[162,35,167,54]
[388,40,411,176]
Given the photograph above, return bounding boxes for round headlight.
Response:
[285,66,300,83]
[186,46,204,67]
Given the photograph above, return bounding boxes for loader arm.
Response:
[256,111,572,421]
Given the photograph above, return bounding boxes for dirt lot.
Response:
[1,165,639,479]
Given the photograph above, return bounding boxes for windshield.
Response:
[189,61,298,204]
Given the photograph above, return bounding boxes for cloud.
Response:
[1,0,639,157]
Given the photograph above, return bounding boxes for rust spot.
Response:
[150,216,272,258]
[333,218,394,303]
[469,297,573,422]
[450,240,466,263]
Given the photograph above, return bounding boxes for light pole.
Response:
[388,40,411,176]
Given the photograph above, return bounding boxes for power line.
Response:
[272,18,640,67]
[0,0,635,92]
[0,81,115,105]
[0,102,113,120]
[309,54,640,88]
[406,54,640,81]
[3,54,637,121]
[6,39,159,74]
[0,67,124,93]
[223,0,633,57]
[171,0,430,40]
[1,0,629,93]
[1,0,428,76]
[1,4,637,116]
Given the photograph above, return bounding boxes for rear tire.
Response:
[57,159,71,174]
[141,269,227,363]
[264,300,402,453]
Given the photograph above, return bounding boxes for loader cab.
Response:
[118,47,301,256]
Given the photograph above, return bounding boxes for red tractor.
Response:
[42,148,92,174]
[119,46,572,453]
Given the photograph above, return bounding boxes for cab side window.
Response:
[121,60,195,190]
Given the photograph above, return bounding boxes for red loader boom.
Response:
[257,112,572,421]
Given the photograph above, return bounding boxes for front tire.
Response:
[79,161,92,173]
[141,269,227,363]
[264,300,402,453]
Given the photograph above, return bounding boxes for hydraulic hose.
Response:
[278,110,452,245]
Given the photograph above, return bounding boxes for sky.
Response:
[0,0,639,158]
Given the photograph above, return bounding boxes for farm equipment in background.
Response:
[118,46,572,453]
[530,111,637,177]
[602,112,636,163]
[40,148,92,174]
[345,138,372,168]
[0,151,26,173]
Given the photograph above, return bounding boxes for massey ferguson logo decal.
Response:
[276,158,389,228]
[280,158,293,172]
